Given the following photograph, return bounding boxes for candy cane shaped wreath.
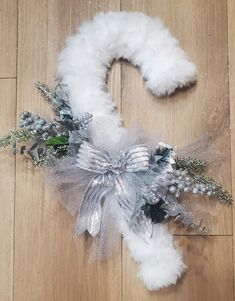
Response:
[57,12,197,290]
[1,12,232,292]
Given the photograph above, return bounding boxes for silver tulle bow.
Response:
[75,142,152,238]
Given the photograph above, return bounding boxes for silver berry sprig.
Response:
[75,112,93,130]
[19,111,61,140]
[167,169,215,198]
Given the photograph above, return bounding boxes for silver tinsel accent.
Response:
[161,195,208,234]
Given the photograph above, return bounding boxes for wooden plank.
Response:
[227,0,235,298]
[0,79,16,301]
[121,0,233,300]
[0,0,17,78]
[121,0,231,236]
[15,1,121,300]
[123,236,233,301]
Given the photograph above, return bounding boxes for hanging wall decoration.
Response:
[0,12,232,291]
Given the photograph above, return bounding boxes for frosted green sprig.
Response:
[0,129,33,148]
[175,156,208,175]
[35,81,56,105]
[35,80,73,119]
[194,175,233,204]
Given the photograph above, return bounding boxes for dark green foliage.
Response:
[46,136,69,146]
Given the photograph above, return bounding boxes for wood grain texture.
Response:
[15,1,121,300]
[0,79,16,301]
[0,0,17,78]
[228,0,235,298]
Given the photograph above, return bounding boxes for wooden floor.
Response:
[0,0,235,300]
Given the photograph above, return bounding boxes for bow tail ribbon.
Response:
[129,211,152,241]
[114,174,152,239]
[75,174,113,237]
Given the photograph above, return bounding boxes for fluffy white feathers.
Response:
[58,12,196,290]
[120,221,186,290]
[58,11,197,146]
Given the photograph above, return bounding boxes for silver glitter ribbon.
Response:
[75,142,152,238]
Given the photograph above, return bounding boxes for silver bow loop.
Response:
[76,142,111,173]
[125,145,150,172]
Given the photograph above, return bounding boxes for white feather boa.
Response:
[58,11,196,290]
